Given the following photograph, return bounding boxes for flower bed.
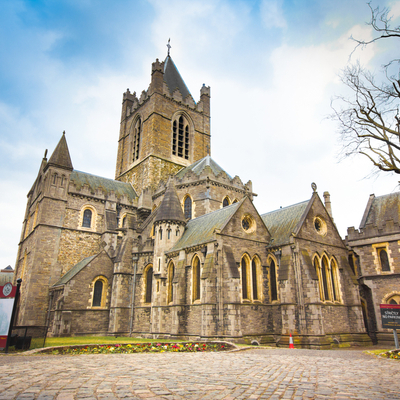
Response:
[43,342,234,355]
[380,349,400,360]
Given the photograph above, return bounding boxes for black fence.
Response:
[8,325,48,350]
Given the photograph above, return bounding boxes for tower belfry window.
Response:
[132,118,141,162]
[172,115,189,159]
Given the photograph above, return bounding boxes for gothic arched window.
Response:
[168,262,175,304]
[269,259,278,301]
[222,197,230,207]
[379,249,390,272]
[192,256,201,302]
[184,196,192,220]
[241,257,249,300]
[82,209,92,228]
[172,115,189,159]
[132,118,141,162]
[93,280,103,307]
[145,266,153,303]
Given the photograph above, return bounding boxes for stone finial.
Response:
[152,58,163,73]
[200,84,210,97]
[311,182,317,193]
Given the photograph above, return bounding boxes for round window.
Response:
[314,216,327,236]
[242,214,256,233]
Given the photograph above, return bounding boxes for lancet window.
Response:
[172,115,189,159]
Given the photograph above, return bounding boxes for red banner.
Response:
[0,283,17,349]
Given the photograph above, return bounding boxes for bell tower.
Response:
[115,49,211,195]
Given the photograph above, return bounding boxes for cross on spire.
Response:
[167,38,171,56]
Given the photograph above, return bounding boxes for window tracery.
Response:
[172,115,189,159]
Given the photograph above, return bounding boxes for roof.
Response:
[175,155,232,180]
[163,56,192,100]
[261,200,309,247]
[53,255,96,286]
[70,170,137,200]
[47,133,73,170]
[154,179,186,223]
[169,201,242,252]
[360,192,400,229]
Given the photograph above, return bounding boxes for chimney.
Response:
[323,191,333,221]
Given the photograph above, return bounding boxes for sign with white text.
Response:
[380,304,400,329]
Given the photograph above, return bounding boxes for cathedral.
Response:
[13,50,399,348]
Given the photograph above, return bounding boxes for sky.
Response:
[1,0,399,269]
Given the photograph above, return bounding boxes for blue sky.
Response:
[1,0,399,268]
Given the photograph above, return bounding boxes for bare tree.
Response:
[332,2,400,174]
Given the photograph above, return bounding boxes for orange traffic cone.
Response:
[289,334,294,349]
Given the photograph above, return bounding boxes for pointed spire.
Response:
[46,131,73,171]
[154,178,186,224]
[163,55,192,100]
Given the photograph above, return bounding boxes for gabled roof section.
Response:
[163,55,192,100]
[70,170,137,200]
[168,201,242,252]
[360,192,400,229]
[52,255,97,287]
[262,200,309,248]
[154,179,186,223]
[47,133,73,170]
[175,155,232,180]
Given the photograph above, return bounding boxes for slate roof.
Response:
[70,170,137,200]
[52,255,96,287]
[175,155,232,180]
[164,56,192,100]
[360,192,400,229]
[261,200,309,247]
[154,179,186,223]
[168,200,243,252]
[47,133,73,170]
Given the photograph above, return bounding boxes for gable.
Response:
[296,193,345,248]
[221,197,271,243]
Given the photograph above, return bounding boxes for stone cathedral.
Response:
[13,50,400,348]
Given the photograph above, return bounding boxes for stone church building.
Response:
[13,51,398,348]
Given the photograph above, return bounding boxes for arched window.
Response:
[379,249,390,271]
[192,256,201,302]
[184,196,192,220]
[251,259,258,300]
[330,259,340,301]
[241,257,249,300]
[168,262,175,304]
[132,118,141,162]
[159,227,163,240]
[269,259,278,302]
[321,257,330,301]
[93,280,103,307]
[145,266,153,303]
[82,209,92,228]
[314,255,341,303]
[91,277,108,308]
[385,294,400,305]
[222,197,230,207]
[172,115,189,159]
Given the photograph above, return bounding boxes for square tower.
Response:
[115,55,211,195]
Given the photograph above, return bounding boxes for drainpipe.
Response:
[129,256,138,336]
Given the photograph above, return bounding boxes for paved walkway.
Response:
[0,348,399,399]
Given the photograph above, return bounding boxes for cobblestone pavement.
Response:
[0,348,399,400]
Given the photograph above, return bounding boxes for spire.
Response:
[46,131,73,171]
[163,55,192,100]
[154,179,186,224]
